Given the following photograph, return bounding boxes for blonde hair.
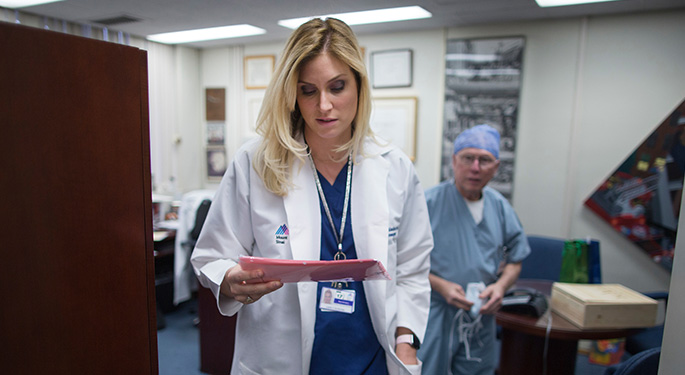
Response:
[253,17,373,196]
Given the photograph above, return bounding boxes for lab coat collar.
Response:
[283,136,392,264]
[351,137,391,267]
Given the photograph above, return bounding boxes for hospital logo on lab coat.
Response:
[275,224,289,244]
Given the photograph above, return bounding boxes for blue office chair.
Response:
[624,291,668,355]
[497,235,565,341]
[519,235,566,281]
[183,199,212,326]
[185,199,212,249]
[604,347,660,375]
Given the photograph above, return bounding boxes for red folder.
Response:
[239,256,391,283]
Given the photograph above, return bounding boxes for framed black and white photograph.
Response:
[371,49,412,89]
[370,97,418,161]
[206,145,228,181]
[244,55,274,89]
[440,37,525,201]
[206,121,225,145]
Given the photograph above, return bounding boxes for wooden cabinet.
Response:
[199,285,237,374]
[0,22,157,374]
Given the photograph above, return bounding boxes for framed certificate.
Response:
[370,97,418,161]
[371,49,413,88]
[244,55,274,89]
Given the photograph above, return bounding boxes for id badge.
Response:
[319,286,355,314]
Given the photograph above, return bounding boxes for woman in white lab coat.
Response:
[191,18,432,375]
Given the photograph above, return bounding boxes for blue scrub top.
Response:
[309,163,387,375]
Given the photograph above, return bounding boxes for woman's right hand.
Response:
[220,265,283,305]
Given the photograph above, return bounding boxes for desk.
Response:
[496,280,638,375]
[154,230,176,314]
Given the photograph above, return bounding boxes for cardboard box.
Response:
[551,282,658,329]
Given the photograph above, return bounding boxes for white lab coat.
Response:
[191,136,433,375]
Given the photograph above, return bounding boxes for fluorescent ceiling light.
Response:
[0,0,63,8]
[278,6,432,29]
[147,24,266,44]
[535,0,623,7]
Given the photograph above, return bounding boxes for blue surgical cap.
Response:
[453,124,500,159]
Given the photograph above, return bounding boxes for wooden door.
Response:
[0,22,158,374]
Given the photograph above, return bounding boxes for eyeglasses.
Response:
[457,154,496,168]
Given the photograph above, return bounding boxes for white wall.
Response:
[359,29,446,186]
[197,29,446,187]
[7,4,685,365]
[447,18,584,236]
[173,47,203,194]
[570,12,684,291]
[146,43,202,197]
[445,12,685,293]
[188,10,685,293]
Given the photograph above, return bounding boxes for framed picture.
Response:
[371,49,412,88]
[205,88,225,121]
[585,98,685,272]
[206,121,225,145]
[206,145,228,181]
[244,55,274,89]
[370,97,418,161]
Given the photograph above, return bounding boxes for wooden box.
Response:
[550,282,658,329]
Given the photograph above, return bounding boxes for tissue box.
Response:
[550,282,657,329]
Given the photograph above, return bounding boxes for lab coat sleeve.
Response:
[190,145,256,316]
[394,157,433,342]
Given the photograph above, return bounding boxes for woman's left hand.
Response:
[220,264,283,305]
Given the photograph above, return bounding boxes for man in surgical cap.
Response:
[417,124,530,375]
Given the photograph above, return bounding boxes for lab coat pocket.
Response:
[388,226,399,245]
[238,361,261,375]
[405,360,422,375]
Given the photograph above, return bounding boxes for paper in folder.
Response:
[239,256,391,283]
